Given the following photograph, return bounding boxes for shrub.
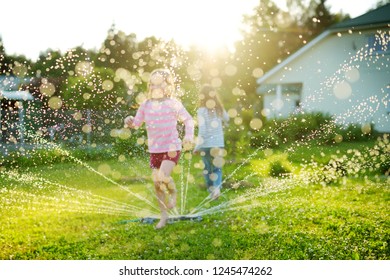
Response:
[335,123,380,142]
[250,128,281,148]
[71,145,116,161]
[371,134,390,176]
[250,112,380,147]
[0,147,69,168]
[269,160,291,177]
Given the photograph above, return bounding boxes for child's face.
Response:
[150,72,166,86]
[150,72,170,99]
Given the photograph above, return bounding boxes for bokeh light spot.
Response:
[102,80,114,91]
[73,112,82,120]
[333,80,352,99]
[206,99,216,109]
[48,96,62,109]
[82,124,92,134]
[249,118,263,130]
[227,108,238,118]
[252,68,264,78]
[40,82,56,97]
[345,67,360,83]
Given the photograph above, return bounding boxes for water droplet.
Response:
[75,61,93,77]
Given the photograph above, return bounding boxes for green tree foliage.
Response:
[0,37,12,74]
[0,0,354,115]
[0,37,32,77]
[231,0,347,109]
[32,47,97,80]
[96,24,138,71]
[61,66,127,110]
[293,0,346,37]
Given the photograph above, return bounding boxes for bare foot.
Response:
[211,188,221,200]
[155,217,168,229]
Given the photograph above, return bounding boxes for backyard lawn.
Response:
[0,139,389,260]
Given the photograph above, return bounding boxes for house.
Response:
[0,76,34,145]
[256,4,390,133]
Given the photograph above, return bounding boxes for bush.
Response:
[269,160,291,177]
[250,128,281,148]
[1,144,122,168]
[335,123,380,142]
[249,112,380,147]
[0,147,69,168]
[71,145,117,161]
[372,134,390,176]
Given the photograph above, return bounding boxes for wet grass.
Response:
[0,140,389,260]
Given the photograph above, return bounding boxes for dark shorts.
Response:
[150,151,181,169]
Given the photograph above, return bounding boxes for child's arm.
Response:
[222,110,229,125]
[176,101,195,150]
[124,116,135,128]
[181,110,194,142]
[124,103,145,129]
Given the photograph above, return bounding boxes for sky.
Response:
[0,0,382,61]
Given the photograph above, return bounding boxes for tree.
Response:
[61,66,127,111]
[298,0,346,38]
[95,24,139,71]
[0,37,32,77]
[230,0,347,110]
[0,37,11,74]
[233,0,298,107]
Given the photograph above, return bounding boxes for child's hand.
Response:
[182,140,194,151]
[124,116,134,128]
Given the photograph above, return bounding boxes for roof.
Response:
[0,76,33,91]
[0,90,34,101]
[330,3,390,30]
[257,4,390,84]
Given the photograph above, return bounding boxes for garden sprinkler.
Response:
[118,215,202,225]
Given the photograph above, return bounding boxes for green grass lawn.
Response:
[0,140,389,260]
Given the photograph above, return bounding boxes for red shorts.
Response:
[149,151,181,169]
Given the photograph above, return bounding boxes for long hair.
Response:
[147,68,175,99]
[199,84,224,117]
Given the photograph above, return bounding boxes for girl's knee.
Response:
[155,176,174,192]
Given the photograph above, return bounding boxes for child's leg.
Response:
[152,169,168,229]
[153,160,176,229]
[213,166,223,189]
[159,160,177,209]
[200,149,213,191]
[211,167,222,200]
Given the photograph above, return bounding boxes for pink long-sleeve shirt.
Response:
[132,98,194,153]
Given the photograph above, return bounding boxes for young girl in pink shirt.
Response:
[124,69,194,229]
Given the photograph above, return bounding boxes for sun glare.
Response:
[173,0,258,52]
[117,0,258,53]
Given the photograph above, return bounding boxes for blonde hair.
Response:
[147,68,175,99]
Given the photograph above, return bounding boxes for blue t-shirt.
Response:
[194,107,229,150]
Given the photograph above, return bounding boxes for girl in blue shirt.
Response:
[194,84,229,200]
